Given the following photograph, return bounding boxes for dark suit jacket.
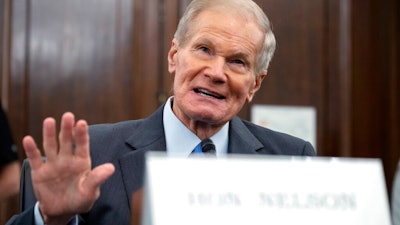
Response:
[7,104,315,225]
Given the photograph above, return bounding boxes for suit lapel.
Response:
[229,117,264,154]
[118,106,166,208]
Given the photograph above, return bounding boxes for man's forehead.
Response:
[193,10,263,41]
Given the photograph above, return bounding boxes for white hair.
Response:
[174,0,276,76]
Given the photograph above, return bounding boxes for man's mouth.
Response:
[194,88,225,100]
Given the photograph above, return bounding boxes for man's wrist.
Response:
[38,202,75,225]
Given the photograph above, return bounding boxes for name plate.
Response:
[141,153,391,225]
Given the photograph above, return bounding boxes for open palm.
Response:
[23,112,115,224]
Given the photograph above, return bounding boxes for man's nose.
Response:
[205,57,227,83]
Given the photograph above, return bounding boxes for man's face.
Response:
[168,9,266,128]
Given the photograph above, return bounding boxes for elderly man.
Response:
[7,0,315,224]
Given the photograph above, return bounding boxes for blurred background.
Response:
[0,0,399,223]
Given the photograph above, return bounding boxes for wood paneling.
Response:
[351,0,400,197]
[159,0,179,104]
[251,0,326,153]
[0,0,399,223]
[9,0,147,148]
[132,0,161,118]
[0,0,19,223]
[323,0,353,157]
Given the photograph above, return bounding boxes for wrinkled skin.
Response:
[168,9,266,139]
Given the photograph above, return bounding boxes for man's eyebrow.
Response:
[193,37,213,46]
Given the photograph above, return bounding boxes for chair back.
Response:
[19,159,37,212]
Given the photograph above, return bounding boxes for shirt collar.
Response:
[163,96,229,157]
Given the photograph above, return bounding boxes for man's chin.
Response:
[191,112,229,125]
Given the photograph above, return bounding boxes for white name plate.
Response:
[141,153,391,225]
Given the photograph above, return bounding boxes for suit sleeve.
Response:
[5,207,35,225]
[302,141,316,156]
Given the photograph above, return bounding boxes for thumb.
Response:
[85,163,115,191]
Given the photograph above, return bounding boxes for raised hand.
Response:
[23,112,115,225]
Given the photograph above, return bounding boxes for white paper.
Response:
[251,104,317,150]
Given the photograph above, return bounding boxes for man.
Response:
[7,0,315,224]
[0,104,20,201]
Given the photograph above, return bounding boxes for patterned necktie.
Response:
[200,138,216,154]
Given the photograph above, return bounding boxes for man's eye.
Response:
[232,59,245,65]
[199,46,210,53]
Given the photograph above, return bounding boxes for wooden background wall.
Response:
[1,0,399,223]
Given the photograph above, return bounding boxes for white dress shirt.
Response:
[163,96,229,156]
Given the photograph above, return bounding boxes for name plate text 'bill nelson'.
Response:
[141,153,391,225]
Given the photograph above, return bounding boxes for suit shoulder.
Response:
[87,120,146,162]
[89,119,144,138]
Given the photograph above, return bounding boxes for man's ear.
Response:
[247,71,267,102]
[168,39,179,74]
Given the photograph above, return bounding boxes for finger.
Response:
[23,136,43,170]
[42,117,58,161]
[74,119,89,158]
[58,112,75,155]
[84,163,115,192]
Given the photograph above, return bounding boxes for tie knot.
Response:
[201,138,216,154]
[191,138,216,155]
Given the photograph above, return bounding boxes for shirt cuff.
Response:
[34,202,79,225]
